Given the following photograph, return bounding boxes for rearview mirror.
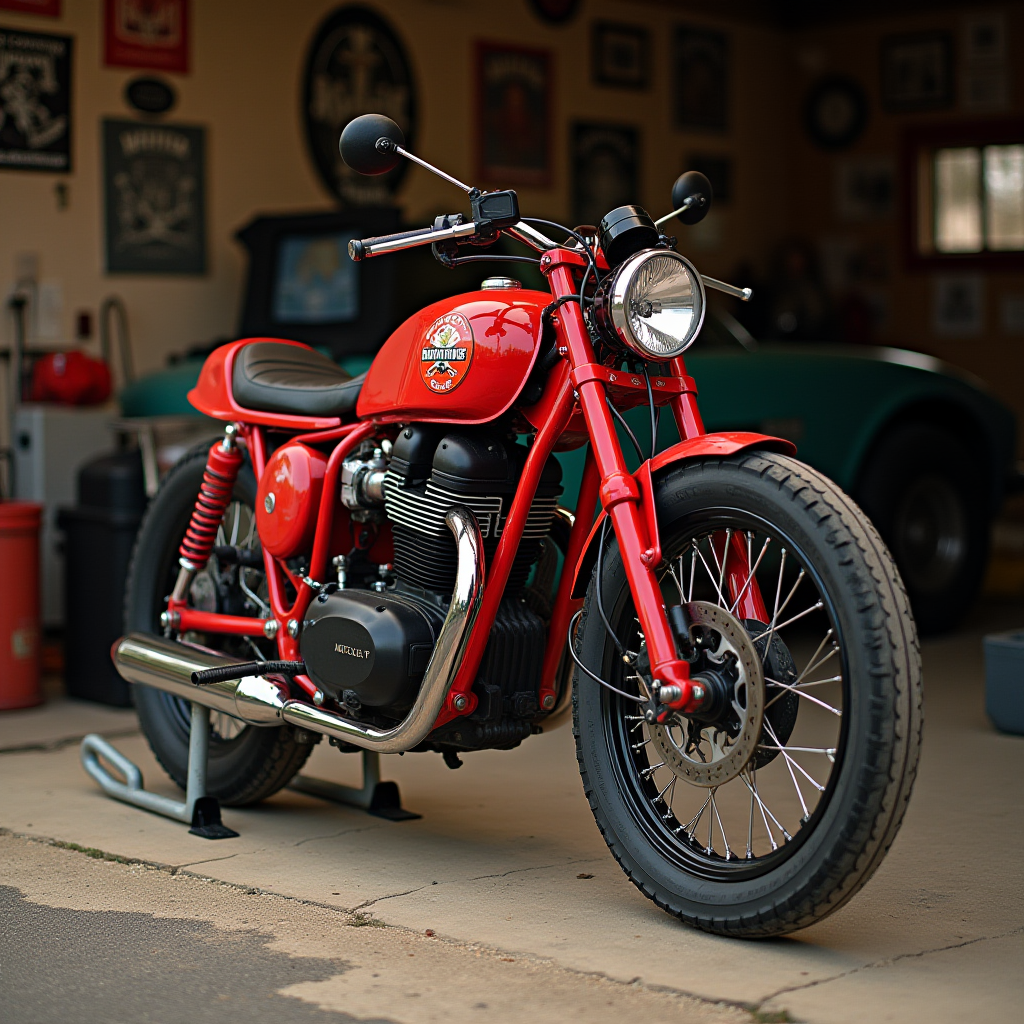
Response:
[339,114,405,175]
[670,171,713,225]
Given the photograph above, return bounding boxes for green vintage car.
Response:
[122,310,1015,634]
[605,311,1016,634]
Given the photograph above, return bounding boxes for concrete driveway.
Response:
[1,601,1022,1023]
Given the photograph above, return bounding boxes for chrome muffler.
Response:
[113,507,484,754]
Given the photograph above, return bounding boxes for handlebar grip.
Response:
[348,226,435,261]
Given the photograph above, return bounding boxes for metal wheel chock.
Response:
[81,703,238,839]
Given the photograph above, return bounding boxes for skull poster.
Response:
[302,6,415,206]
[103,118,205,274]
[0,28,72,172]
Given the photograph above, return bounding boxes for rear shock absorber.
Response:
[167,425,244,614]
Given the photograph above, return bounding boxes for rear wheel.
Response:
[573,452,922,937]
[124,443,315,806]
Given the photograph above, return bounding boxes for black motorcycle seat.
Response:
[231,342,364,418]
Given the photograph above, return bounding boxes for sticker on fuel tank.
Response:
[420,312,474,393]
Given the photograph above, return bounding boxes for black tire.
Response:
[855,422,990,635]
[124,442,315,806]
[573,451,922,938]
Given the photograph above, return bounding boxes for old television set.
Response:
[235,209,400,358]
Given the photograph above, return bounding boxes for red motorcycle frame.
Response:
[169,241,793,732]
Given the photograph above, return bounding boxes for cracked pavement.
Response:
[0,603,1021,1023]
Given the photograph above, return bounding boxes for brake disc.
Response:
[648,601,765,788]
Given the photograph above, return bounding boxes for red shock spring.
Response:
[178,436,244,572]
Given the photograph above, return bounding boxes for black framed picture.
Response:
[302,6,416,206]
[592,22,649,90]
[881,32,953,111]
[103,119,205,274]
[686,154,732,204]
[571,122,639,227]
[0,28,72,172]
[477,42,551,187]
[672,26,728,131]
[804,77,868,150]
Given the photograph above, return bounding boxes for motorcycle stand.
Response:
[81,703,238,839]
[81,704,420,837]
[290,755,421,821]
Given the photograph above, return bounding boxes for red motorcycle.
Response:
[114,114,922,938]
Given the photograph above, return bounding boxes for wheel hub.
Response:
[648,601,764,788]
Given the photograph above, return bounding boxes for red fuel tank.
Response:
[356,287,550,424]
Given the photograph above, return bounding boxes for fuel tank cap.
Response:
[480,277,522,290]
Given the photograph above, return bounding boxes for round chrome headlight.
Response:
[596,250,706,360]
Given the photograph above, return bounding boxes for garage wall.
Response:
[0,0,788,386]
[786,5,1024,440]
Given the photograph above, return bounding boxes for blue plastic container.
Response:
[983,630,1024,735]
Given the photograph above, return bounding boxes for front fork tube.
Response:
[548,263,696,709]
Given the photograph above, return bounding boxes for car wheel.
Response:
[856,422,990,635]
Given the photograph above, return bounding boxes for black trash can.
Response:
[57,450,146,706]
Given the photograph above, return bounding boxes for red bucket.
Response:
[0,501,43,710]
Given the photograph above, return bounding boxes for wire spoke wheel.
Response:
[124,442,315,806]
[572,452,922,936]
[615,519,846,873]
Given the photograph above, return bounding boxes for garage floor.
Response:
[1,600,1022,1024]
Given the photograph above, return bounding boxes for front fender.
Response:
[570,432,795,599]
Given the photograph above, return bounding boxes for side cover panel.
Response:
[357,288,549,424]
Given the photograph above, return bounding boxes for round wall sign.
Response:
[803,77,868,150]
[302,5,416,206]
[527,0,580,25]
[124,77,176,116]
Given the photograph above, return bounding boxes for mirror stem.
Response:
[702,276,753,302]
[376,137,475,194]
[654,194,702,228]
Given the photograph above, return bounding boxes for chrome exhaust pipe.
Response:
[113,506,484,754]
[112,634,289,726]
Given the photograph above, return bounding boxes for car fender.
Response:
[570,432,796,599]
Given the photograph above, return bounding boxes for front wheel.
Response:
[573,452,922,937]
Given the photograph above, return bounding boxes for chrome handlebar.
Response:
[348,220,752,301]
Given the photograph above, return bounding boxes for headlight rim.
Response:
[598,248,706,361]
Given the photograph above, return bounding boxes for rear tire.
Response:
[573,452,922,937]
[124,442,315,806]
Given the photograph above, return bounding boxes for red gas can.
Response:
[0,501,43,710]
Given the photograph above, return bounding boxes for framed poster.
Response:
[835,156,893,221]
[571,122,638,227]
[477,42,551,187]
[592,22,649,90]
[103,118,205,274]
[302,6,416,207]
[104,0,189,74]
[0,1,60,14]
[0,28,72,172]
[673,26,728,131]
[881,33,952,111]
[686,153,732,204]
[932,275,983,337]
